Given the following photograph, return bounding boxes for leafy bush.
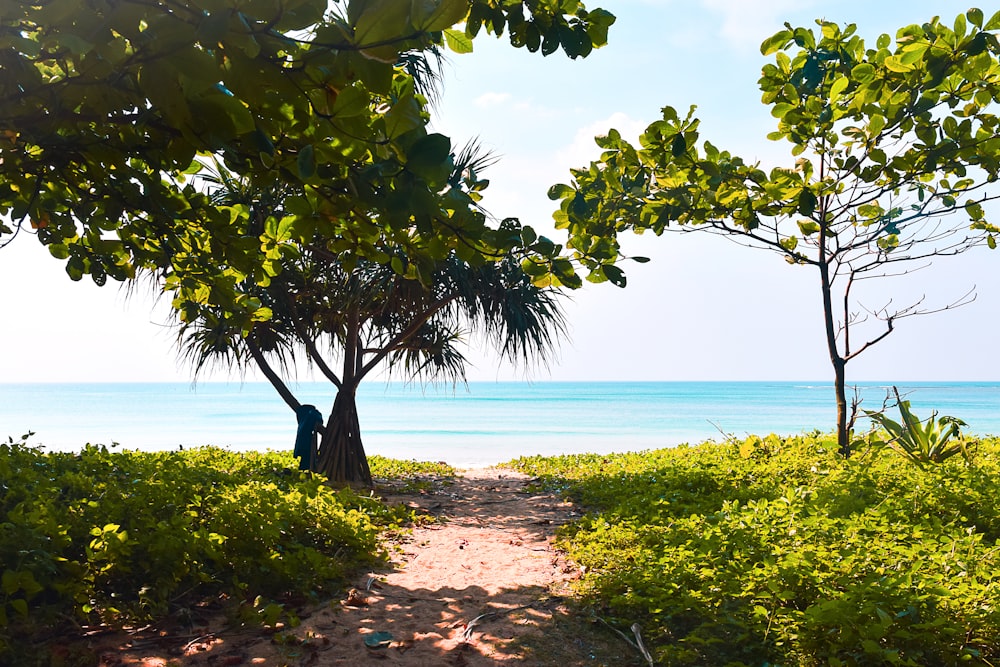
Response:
[510,434,1000,666]
[369,455,456,492]
[0,439,411,665]
[368,455,455,479]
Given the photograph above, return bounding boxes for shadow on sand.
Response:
[94,469,642,666]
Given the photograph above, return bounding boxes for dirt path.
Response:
[99,468,631,666]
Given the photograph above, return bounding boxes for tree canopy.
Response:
[0,0,614,331]
[551,9,1000,451]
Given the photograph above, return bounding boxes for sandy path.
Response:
[100,467,592,666]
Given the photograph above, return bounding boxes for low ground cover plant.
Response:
[0,438,413,665]
[511,434,1000,666]
[369,455,456,493]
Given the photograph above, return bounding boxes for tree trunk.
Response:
[833,358,850,457]
[315,388,373,486]
[816,217,852,457]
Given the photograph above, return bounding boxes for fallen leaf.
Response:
[343,588,368,607]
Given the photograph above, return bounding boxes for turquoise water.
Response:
[2,382,998,467]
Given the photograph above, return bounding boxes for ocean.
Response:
[2,382,998,467]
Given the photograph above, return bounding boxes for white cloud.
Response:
[473,91,511,109]
[555,112,648,174]
[470,92,561,120]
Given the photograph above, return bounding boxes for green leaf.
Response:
[602,263,626,287]
[780,236,798,251]
[851,63,876,82]
[2,570,17,595]
[411,0,468,32]
[965,199,985,221]
[761,29,793,55]
[868,113,886,137]
[569,193,590,220]
[331,84,371,118]
[988,235,996,249]
[533,236,556,256]
[829,75,849,99]
[585,8,615,48]
[284,196,312,217]
[797,189,817,216]
[547,183,574,200]
[899,44,928,66]
[406,133,451,180]
[797,220,820,236]
[955,13,968,38]
[353,0,411,56]
[883,55,914,73]
[252,128,275,155]
[10,599,27,617]
[986,10,1000,30]
[48,243,70,259]
[671,134,686,158]
[443,28,474,54]
[771,102,795,119]
[383,90,423,138]
[297,144,315,179]
[250,306,273,322]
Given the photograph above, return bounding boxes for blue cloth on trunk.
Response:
[294,404,323,470]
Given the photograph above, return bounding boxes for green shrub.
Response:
[0,439,411,665]
[368,455,456,492]
[510,434,1000,666]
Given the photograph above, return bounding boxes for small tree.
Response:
[178,158,565,485]
[551,10,1000,454]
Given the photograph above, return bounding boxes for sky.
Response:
[0,0,997,384]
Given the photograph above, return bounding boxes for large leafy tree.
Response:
[0,0,613,328]
[551,10,1000,454]
[178,158,565,485]
[0,0,610,479]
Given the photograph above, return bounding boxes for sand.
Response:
[91,467,628,666]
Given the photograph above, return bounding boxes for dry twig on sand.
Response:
[597,616,655,666]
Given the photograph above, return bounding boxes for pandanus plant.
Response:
[176,153,566,485]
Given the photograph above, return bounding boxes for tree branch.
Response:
[359,293,460,378]
[843,315,893,363]
[246,338,301,412]
[283,293,343,389]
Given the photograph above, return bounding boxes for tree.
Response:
[550,9,1000,454]
[0,0,610,479]
[0,0,613,325]
[177,158,566,485]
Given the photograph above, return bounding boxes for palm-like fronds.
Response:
[177,145,566,385]
[387,321,469,384]
[398,46,447,108]
[172,142,567,483]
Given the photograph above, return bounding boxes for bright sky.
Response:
[1,0,997,384]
